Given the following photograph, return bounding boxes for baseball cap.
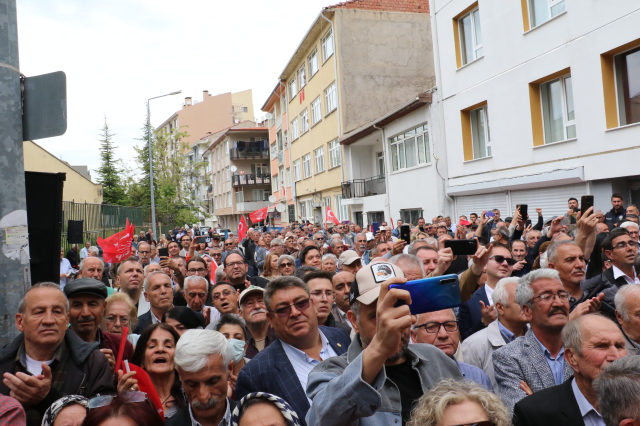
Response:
[338,250,361,267]
[349,261,405,306]
[64,278,108,299]
[239,285,264,306]
[212,233,220,239]
[459,219,471,226]
[366,232,375,242]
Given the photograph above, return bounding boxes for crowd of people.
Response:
[12,193,640,425]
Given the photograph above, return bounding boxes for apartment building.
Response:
[271,0,433,225]
[201,122,270,230]
[432,0,640,219]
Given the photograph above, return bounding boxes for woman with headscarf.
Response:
[42,395,89,426]
[232,392,302,426]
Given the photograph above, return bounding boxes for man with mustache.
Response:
[167,329,237,426]
[238,286,276,359]
[331,272,354,329]
[306,261,462,426]
[493,269,574,413]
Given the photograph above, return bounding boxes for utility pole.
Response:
[0,0,29,343]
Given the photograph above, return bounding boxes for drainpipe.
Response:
[373,123,392,223]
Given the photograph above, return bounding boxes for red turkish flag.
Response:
[97,219,135,263]
[249,206,268,223]
[326,206,340,225]
[238,215,248,241]
[127,363,164,420]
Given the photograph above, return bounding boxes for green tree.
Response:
[96,116,127,205]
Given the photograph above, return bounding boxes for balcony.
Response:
[229,141,269,160]
[231,173,271,187]
[236,200,271,212]
[277,150,284,164]
[342,176,386,199]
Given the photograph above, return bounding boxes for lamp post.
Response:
[147,90,181,242]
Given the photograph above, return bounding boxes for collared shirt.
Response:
[245,325,277,359]
[188,397,232,426]
[80,247,89,259]
[331,305,353,330]
[455,359,494,392]
[498,320,517,343]
[484,284,495,305]
[532,332,565,385]
[150,309,162,325]
[281,330,338,404]
[571,378,605,426]
[612,264,640,284]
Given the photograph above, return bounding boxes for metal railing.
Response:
[231,174,271,187]
[229,141,269,160]
[342,175,386,199]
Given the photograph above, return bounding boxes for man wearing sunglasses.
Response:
[493,269,574,412]
[236,276,350,425]
[411,309,493,391]
[306,261,462,426]
[459,245,515,340]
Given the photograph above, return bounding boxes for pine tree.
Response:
[96,116,127,205]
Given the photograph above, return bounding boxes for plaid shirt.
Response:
[0,396,26,426]
[245,325,277,359]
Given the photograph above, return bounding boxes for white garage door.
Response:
[455,192,509,220]
[509,184,589,219]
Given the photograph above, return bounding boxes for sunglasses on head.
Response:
[272,298,311,318]
[450,422,495,426]
[489,255,518,266]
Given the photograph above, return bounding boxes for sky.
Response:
[17,0,332,176]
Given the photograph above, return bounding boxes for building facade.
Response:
[432,0,640,220]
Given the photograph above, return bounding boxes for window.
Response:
[298,65,306,89]
[458,8,483,65]
[277,131,283,151]
[226,166,230,181]
[315,147,325,173]
[334,195,348,221]
[251,163,268,175]
[400,209,424,225]
[329,139,341,168]
[253,189,267,201]
[293,160,301,181]
[225,140,229,154]
[325,82,337,114]
[300,109,309,134]
[289,78,297,101]
[272,173,279,192]
[323,197,331,211]
[377,151,385,177]
[389,124,431,172]
[279,166,285,193]
[299,202,307,220]
[470,106,491,159]
[302,154,311,178]
[286,168,292,187]
[322,28,334,63]
[615,46,640,126]
[236,191,244,203]
[528,0,565,28]
[311,97,322,126]
[540,74,576,143]
[308,48,319,77]
[291,117,299,140]
[228,192,232,207]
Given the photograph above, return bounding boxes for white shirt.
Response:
[137,292,150,316]
[60,258,72,290]
[484,284,495,305]
[80,247,89,259]
[24,354,53,376]
[612,265,640,285]
[572,378,605,426]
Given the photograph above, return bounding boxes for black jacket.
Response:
[513,379,583,426]
[133,311,153,335]
[324,312,352,335]
[605,206,626,230]
[459,285,490,341]
[65,249,80,268]
[165,398,237,426]
[230,275,269,293]
[580,267,628,321]
[241,238,258,270]
[0,330,115,426]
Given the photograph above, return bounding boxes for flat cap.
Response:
[63,277,108,299]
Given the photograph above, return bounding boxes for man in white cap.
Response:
[338,250,363,274]
[306,261,462,426]
[238,285,276,359]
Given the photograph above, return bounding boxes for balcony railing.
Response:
[231,173,271,187]
[229,141,269,160]
[342,176,386,199]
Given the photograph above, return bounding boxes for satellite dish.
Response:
[276,203,286,213]
[230,165,237,172]
[269,195,277,203]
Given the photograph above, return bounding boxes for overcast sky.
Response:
[17,0,330,176]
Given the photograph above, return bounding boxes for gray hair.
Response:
[546,240,580,264]
[174,329,231,373]
[322,254,337,264]
[271,238,283,247]
[615,284,640,322]
[594,356,640,426]
[390,253,425,278]
[184,275,208,293]
[88,246,100,256]
[492,277,519,309]
[214,268,227,284]
[143,263,161,276]
[143,270,171,291]
[277,255,295,268]
[350,300,362,322]
[18,282,69,314]
[293,266,319,279]
[314,232,326,240]
[407,239,428,255]
[79,256,104,273]
[263,276,309,311]
[515,269,561,308]
[561,314,602,357]
[620,221,639,231]
[424,237,438,248]
[330,239,343,249]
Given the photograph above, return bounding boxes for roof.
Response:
[340,91,432,146]
[260,81,287,112]
[326,0,429,13]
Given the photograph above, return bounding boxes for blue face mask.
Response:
[227,339,245,363]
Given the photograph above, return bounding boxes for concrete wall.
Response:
[335,9,435,134]
[23,141,103,204]
[231,89,256,123]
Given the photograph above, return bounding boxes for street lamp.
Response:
[147,90,182,242]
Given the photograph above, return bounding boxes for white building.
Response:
[431,0,640,220]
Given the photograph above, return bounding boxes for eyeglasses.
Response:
[613,240,637,250]
[415,321,458,334]
[449,422,495,426]
[272,298,311,318]
[315,237,325,241]
[105,315,130,325]
[529,291,571,304]
[187,268,206,273]
[489,255,518,266]
[226,261,245,268]
[89,391,148,409]
[279,262,294,268]
[310,291,335,301]
[225,243,234,246]
[213,289,234,300]
[138,250,150,254]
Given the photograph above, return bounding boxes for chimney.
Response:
[203,90,209,100]
[185,97,192,107]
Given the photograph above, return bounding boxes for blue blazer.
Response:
[235,326,351,426]
[458,285,490,341]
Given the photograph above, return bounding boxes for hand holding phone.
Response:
[581,195,594,217]
[400,224,411,244]
[444,239,478,256]
[390,274,462,315]
[158,247,169,257]
[371,222,380,235]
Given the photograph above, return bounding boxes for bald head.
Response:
[332,271,354,312]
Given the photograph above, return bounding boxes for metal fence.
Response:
[342,176,386,199]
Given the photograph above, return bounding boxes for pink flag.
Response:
[97,219,134,263]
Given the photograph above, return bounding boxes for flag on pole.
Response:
[249,206,268,223]
[326,206,340,225]
[97,219,135,263]
[238,215,248,241]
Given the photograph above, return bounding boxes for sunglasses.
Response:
[279,262,294,268]
[489,255,518,266]
[89,391,148,410]
[272,298,310,318]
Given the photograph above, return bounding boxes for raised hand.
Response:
[479,300,497,326]
[3,363,52,408]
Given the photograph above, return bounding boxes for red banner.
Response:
[249,206,268,223]
[97,219,134,263]
[326,206,340,225]
[238,215,248,242]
